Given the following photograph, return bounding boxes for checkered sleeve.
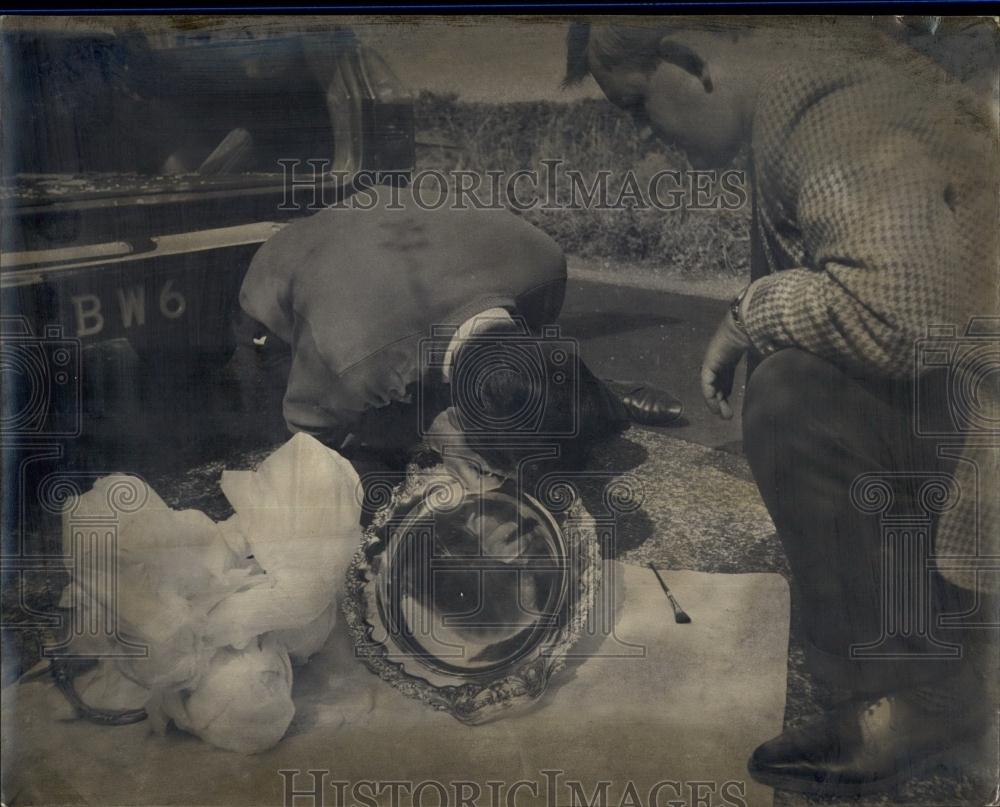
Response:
[743,132,967,378]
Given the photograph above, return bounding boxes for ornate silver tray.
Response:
[343,466,600,725]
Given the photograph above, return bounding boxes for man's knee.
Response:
[744,348,839,436]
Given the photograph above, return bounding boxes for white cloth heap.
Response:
[58,433,362,754]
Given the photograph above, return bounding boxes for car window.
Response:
[1,28,344,180]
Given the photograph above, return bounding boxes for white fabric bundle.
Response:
[58,433,362,753]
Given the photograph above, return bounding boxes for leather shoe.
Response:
[747,688,990,797]
[605,381,683,426]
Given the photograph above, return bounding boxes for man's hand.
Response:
[425,408,506,493]
[700,308,753,419]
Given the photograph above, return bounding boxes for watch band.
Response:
[730,284,751,334]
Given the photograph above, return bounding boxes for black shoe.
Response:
[605,381,683,426]
[747,689,990,797]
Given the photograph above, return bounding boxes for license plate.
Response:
[65,276,190,342]
[2,223,280,352]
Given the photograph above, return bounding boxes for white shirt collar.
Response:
[441,308,514,383]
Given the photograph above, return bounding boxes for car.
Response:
[1,21,415,391]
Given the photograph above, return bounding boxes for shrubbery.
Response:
[414,91,751,279]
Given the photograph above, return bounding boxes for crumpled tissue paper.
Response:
[57,433,362,753]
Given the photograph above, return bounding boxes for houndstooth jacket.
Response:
[742,42,999,592]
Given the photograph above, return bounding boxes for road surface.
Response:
[6,276,993,807]
[68,276,744,475]
[561,277,744,451]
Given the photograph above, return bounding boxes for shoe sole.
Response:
[747,732,990,798]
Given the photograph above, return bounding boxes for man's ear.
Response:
[655,37,714,93]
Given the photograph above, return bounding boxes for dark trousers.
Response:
[742,349,981,696]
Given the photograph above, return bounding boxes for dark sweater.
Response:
[239,188,567,441]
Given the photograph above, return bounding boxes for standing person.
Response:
[565,19,998,797]
[236,185,683,489]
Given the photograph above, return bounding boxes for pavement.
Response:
[4,275,996,807]
[560,275,746,451]
[564,279,996,807]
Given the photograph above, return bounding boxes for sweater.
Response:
[239,188,567,442]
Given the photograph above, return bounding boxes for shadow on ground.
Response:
[4,330,995,807]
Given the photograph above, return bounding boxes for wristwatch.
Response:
[730,284,751,334]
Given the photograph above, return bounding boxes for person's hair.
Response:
[563,21,727,91]
[450,319,590,474]
[565,18,986,95]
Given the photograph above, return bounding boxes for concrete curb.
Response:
[566,258,744,301]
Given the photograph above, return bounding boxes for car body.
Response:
[1,22,414,376]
